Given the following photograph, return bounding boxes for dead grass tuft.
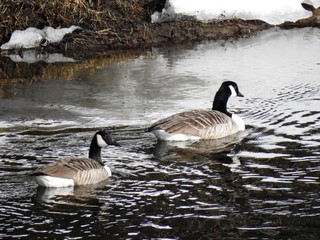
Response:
[0,0,151,44]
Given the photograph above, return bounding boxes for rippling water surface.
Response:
[0,28,319,239]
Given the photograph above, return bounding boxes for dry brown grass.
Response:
[0,0,101,42]
[115,0,144,18]
[0,0,154,45]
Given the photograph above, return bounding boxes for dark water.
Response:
[0,28,319,239]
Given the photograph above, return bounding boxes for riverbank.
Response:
[1,0,319,86]
[0,0,274,60]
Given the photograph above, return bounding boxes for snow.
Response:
[1,25,81,50]
[152,0,320,25]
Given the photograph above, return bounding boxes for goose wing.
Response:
[37,157,104,179]
[148,110,233,138]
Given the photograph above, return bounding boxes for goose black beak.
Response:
[111,140,121,147]
[237,92,244,97]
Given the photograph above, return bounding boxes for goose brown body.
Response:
[149,109,240,140]
[37,157,111,186]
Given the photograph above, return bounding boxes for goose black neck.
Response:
[212,89,232,117]
[88,137,104,165]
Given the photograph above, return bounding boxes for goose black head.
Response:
[220,81,244,98]
[95,129,121,147]
[212,81,244,116]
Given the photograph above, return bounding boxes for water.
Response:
[0,28,320,239]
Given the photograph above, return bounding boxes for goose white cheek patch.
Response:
[229,85,237,97]
[97,134,108,147]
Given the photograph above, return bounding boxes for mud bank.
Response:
[0,0,273,59]
[2,0,320,59]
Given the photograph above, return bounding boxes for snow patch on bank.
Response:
[1,26,81,50]
[152,0,320,25]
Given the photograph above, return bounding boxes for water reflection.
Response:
[33,181,107,207]
[152,130,247,162]
[2,50,76,63]
[0,28,320,239]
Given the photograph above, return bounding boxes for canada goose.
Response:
[31,129,120,187]
[147,81,245,141]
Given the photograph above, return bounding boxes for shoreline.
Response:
[0,0,319,85]
[1,0,274,60]
[1,0,318,59]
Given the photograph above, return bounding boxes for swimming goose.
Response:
[147,81,245,141]
[32,129,119,187]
